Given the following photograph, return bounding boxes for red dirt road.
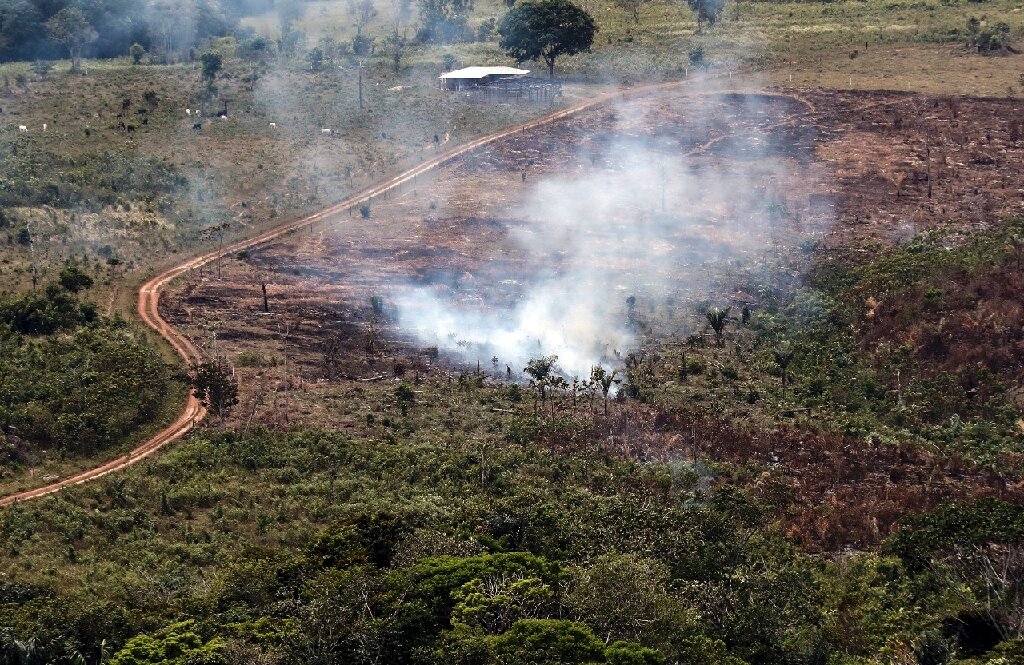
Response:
[0,78,718,506]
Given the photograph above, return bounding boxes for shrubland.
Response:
[2,426,1021,664]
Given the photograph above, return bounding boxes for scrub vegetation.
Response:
[1,0,1024,662]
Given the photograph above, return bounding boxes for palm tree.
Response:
[772,341,795,394]
[525,355,559,413]
[705,307,731,347]
[590,366,619,415]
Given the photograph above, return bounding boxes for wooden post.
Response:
[926,143,932,199]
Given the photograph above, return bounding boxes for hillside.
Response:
[2,0,1024,662]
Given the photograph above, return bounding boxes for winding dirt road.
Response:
[1,77,813,506]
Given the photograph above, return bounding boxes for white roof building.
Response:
[439,66,530,89]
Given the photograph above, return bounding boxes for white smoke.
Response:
[393,84,816,380]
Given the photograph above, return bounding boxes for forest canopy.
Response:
[0,0,262,62]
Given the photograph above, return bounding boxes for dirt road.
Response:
[0,76,753,506]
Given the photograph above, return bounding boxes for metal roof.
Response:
[439,66,531,80]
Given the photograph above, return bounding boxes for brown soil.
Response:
[162,86,1024,551]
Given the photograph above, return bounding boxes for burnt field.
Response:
[163,86,1024,551]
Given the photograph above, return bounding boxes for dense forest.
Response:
[0,0,264,63]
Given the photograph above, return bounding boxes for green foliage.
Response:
[687,0,726,31]
[605,641,665,665]
[498,0,598,77]
[966,16,1012,52]
[190,359,239,426]
[489,619,606,664]
[452,576,554,633]
[0,284,96,334]
[0,149,187,211]
[418,0,473,43]
[885,498,1024,568]
[58,263,93,293]
[129,42,146,64]
[705,306,730,346]
[0,315,172,453]
[45,7,96,71]
[200,51,223,81]
[747,221,1024,461]
[110,620,225,665]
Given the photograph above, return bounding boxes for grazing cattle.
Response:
[117,121,126,130]
[42,123,46,131]
[126,125,135,132]
[142,117,148,125]
[193,122,202,130]
[219,115,228,120]
[269,122,276,129]
[186,109,191,116]
[216,110,227,118]
[321,128,332,134]
[18,125,26,132]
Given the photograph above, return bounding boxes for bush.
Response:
[58,263,93,293]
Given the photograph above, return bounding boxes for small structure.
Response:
[439,66,530,91]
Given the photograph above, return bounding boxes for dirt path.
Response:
[0,77,814,507]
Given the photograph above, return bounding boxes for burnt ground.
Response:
[163,87,1024,551]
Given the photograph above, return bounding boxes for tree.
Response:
[489,619,606,663]
[614,0,651,24]
[687,0,726,32]
[395,382,415,415]
[45,7,96,72]
[382,33,407,72]
[705,306,731,347]
[307,46,324,71]
[498,0,597,78]
[418,0,473,43]
[524,355,560,411]
[191,359,239,427]
[590,365,619,415]
[200,50,222,81]
[129,42,145,64]
[59,263,93,293]
[391,0,414,37]
[347,0,378,36]
[771,341,794,393]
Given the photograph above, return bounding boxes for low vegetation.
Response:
[0,284,177,464]
[2,427,1023,664]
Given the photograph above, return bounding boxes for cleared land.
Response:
[159,85,1024,551]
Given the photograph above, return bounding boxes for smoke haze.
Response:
[393,83,823,380]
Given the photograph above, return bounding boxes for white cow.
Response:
[186,109,191,116]
[269,122,276,129]
[42,123,46,131]
[321,128,332,135]
[18,125,26,132]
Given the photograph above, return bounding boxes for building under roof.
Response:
[439,66,530,90]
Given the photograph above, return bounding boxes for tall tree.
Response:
[347,0,378,36]
[705,306,730,347]
[614,0,651,24]
[498,0,596,78]
[191,359,239,427]
[45,7,97,72]
[687,0,725,32]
